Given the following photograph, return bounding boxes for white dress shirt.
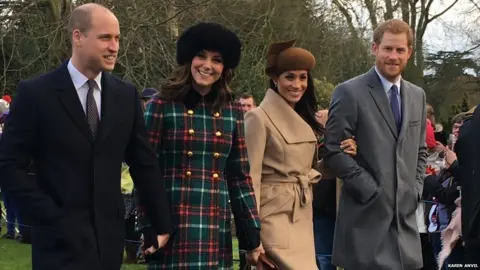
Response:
[67,60,102,119]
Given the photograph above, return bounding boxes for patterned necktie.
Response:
[390,84,401,132]
[86,80,99,137]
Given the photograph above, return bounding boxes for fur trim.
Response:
[176,22,241,69]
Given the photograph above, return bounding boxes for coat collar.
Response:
[55,61,120,143]
[182,85,218,109]
[260,89,317,144]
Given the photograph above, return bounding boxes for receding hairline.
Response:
[67,3,115,34]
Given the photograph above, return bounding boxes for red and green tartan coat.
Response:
[139,88,261,269]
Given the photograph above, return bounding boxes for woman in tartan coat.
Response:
[138,22,263,269]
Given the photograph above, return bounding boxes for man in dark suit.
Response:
[455,105,480,265]
[0,3,171,270]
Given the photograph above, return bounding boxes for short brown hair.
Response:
[68,8,92,35]
[373,19,414,47]
[240,93,253,100]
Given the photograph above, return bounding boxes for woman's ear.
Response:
[272,76,279,87]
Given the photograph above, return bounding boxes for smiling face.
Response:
[72,8,120,77]
[190,50,224,91]
[372,31,412,82]
[273,70,308,107]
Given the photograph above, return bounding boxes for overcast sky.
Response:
[424,0,476,53]
[320,0,478,53]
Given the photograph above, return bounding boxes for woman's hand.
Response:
[340,137,357,156]
[245,243,265,266]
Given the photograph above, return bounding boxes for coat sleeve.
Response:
[227,105,261,251]
[322,84,379,204]
[244,109,266,214]
[125,90,171,235]
[0,81,61,225]
[415,91,428,200]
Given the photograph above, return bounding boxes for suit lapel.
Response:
[398,80,411,141]
[95,72,120,144]
[366,68,398,138]
[56,62,94,142]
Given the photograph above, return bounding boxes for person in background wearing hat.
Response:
[139,22,262,269]
[322,19,427,270]
[244,40,357,269]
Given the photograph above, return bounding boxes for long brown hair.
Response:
[269,72,324,137]
[159,63,235,112]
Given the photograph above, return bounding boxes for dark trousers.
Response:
[124,215,140,259]
[3,191,20,235]
[313,214,336,270]
[3,190,32,241]
[0,190,3,232]
[464,242,480,266]
[420,233,437,270]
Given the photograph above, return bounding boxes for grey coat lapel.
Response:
[366,68,398,138]
[398,80,411,141]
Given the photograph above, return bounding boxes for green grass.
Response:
[0,205,240,269]
[0,232,144,270]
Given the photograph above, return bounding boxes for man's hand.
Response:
[245,243,265,266]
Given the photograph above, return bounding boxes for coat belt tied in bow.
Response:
[292,169,321,222]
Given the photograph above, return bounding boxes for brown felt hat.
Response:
[265,39,316,78]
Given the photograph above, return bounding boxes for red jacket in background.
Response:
[426,118,436,149]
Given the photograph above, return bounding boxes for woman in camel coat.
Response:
[244,40,356,270]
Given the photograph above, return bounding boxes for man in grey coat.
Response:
[323,19,427,270]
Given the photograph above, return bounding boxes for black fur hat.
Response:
[176,22,242,69]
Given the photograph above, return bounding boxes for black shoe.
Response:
[16,235,31,244]
[1,233,15,239]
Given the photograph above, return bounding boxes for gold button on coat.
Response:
[215,131,222,137]
[213,173,219,179]
[187,110,194,115]
[213,152,220,158]
[213,112,220,117]
[187,151,193,157]
[186,171,192,176]
[188,129,194,135]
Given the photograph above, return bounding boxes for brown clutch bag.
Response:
[244,254,280,270]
